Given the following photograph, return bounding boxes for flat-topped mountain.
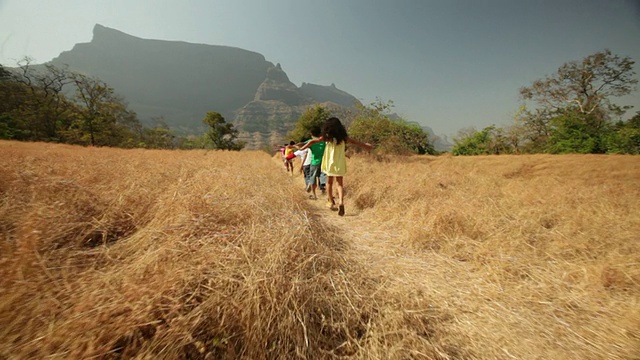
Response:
[49,24,361,147]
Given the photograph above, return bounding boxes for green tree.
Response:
[545,111,600,153]
[0,60,180,149]
[519,50,637,153]
[175,134,209,149]
[451,126,500,155]
[0,69,27,139]
[5,58,75,141]
[288,105,333,142]
[142,125,176,149]
[202,111,245,150]
[348,99,435,155]
[70,73,140,146]
[0,113,17,139]
[520,49,636,116]
[606,112,640,154]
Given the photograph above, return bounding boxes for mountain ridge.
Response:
[49,24,364,148]
[46,24,450,150]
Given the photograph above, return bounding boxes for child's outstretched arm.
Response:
[299,136,324,150]
[347,137,373,151]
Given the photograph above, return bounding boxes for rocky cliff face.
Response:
[49,24,362,148]
[234,63,362,148]
[52,25,274,134]
[299,82,359,108]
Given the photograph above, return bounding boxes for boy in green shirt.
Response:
[306,126,325,200]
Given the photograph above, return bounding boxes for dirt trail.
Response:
[299,191,608,360]
[300,189,485,354]
[284,162,471,302]
[304,191,471,296]
[298,184,541,359]
[281,160,639,359]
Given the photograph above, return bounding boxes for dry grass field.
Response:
[1,140,638,359]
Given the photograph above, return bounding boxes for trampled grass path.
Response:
[285,167,625,359]
[287,170,486,357]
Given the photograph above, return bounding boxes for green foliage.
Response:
[0,60,212,150]
[0,113,16,139]
[0,59,76,141]
[175,134,209,150]
[288,105,332,142]
[202,111,245,151]
[452,126,503,155]
[348,99,435,155]
[0,60,148,147]
[545,113,600,154]
[506,50,639,155]
[70,73,142,147]
[513,108,553,153]
[605,112,640,154]
[139,126,173,149]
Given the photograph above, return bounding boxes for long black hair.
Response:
[322,117,348,145]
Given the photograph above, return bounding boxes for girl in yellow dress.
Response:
[301,117,372,216]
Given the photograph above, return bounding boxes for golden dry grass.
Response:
[345,153,640,359]
[1,140,639,359]
[0,141,379,359]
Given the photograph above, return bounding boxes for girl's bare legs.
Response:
[336,176,345,216]
[326,176,335,208]
[335,176,344,205]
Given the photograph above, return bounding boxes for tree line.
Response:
[0,58,244,150]
[452,50,639,155]
[6,50,633,156]
[1,57,435,154]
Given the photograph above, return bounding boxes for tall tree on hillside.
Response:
[71,73,140,146]
[8,58,75,140]
[520,49,637,117]
[519,50,637,153]
[202,111,245,151]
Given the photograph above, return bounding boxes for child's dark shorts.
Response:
[303,165,311,185]
[309,165,322,183]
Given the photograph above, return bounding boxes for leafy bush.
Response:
[348,100,435,155]
[288,105,333,142]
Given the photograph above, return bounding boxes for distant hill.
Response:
[48,25,360,148]
[46,24,451,150]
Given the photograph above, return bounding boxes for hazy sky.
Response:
[1,0,639,137]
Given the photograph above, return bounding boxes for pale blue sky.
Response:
[1,0,639,137]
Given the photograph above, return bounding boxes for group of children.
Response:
[279,139,327,194]
[278,117,372,216]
